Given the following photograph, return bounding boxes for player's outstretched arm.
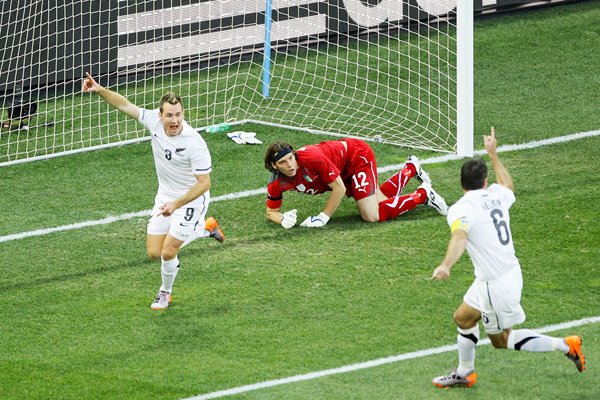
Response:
[484,127,514,191]
[322,176,345,219]
[82,72,140,120]
[300,176,344,228]
[432,229,468,280]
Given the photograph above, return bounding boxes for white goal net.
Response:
[0,0,472,167]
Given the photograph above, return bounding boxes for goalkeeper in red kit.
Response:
[264,138,448,228]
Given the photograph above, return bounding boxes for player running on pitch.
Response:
[83,73,224,310]
[263,138,448,228]
[430,127,585,388]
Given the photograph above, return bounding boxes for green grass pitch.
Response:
[0,2,599,399]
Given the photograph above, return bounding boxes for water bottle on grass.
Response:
[204,123,231,133]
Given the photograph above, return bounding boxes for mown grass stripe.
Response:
[1,129,598,244]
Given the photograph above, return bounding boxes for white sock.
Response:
[180,226,212,249]
[180,230,201,249]
[457,325,479,376]
[507,329,569,352]
[159,256,179,293]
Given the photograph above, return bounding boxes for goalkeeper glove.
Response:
[300,212,330,228]
[281,209,297,229]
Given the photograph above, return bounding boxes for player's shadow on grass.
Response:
[4,209,442,291]
[2,237,257,292]
[0,257,155,292]
[305,207,443,231]
[184,207,442,255]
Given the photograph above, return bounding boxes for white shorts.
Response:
[147,195,209,242]
[463,266,526,334]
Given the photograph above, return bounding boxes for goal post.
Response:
[456,0,474,157]
[0,0,473,167]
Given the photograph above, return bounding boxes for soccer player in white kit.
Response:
[83,73,224,310]
[431,128,585,388]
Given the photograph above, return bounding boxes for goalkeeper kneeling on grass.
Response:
[264,138,448,229]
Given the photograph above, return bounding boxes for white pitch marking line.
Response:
[0,129,598,244]
[0,190,265,244]
[182,316,600,400]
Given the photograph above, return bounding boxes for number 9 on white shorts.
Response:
[147,200,207,242]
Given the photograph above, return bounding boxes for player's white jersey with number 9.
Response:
[447,183,519,281]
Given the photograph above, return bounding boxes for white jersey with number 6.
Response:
[139,108,212,207]
[447,183,519,281]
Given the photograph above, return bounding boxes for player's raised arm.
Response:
[82,72,140,120]
[484,127,514,191]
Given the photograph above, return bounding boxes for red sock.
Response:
[380,165,416,198]
[378,188,427,222]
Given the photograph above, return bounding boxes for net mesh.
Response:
[0,0,459,165]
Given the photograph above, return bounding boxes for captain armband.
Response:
[450,218,470,233]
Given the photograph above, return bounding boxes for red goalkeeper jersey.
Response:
[266,139,378,209]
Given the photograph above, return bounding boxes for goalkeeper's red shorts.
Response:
[342,139,379,201]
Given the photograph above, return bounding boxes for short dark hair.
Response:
[264,141,294,172]
[460,157,487,190]
[159,92,183,113]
